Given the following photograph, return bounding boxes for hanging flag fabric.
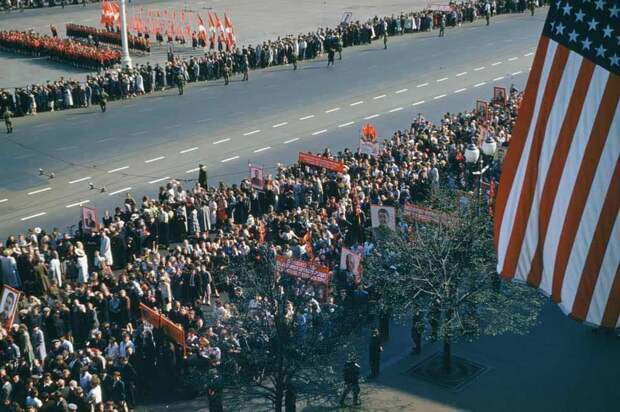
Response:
[494,1,619,329]
[207,11,217,46]
[197,14,208,42]
[213,12,226,43]
[224,13,236,49]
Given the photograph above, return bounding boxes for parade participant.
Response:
[99,89,108,113]
[339,353,361,407]
[327,47,335,66]
[176,70,185,95]
[207,369,223,412]
[439,14,446,37]
[411,309,424,355]
[368,329,383,379]
[198,164,208,188]
[223,64,231,85]
[383,31,388,49]
[3,108,13,134]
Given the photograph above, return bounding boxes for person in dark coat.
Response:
[206,369,223,412]
[368,329,383,379]
[340,354,361,406]
[198,164,208,188]
[110,371,127,410]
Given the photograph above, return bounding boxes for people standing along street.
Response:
[368,329,383,379]
[340,354,361,407]
[3,108,13,133]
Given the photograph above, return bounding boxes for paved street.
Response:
[0,11,543,235]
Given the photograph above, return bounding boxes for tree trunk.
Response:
[443,336,452,372]
[274,386,284,412]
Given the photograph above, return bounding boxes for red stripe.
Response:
[494,36,550,258]
[571,150,620,320]
[601,264,620,329]
[526,59,596,287]
[501,45,570,279]
[551,75,619,302]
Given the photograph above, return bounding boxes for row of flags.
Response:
[99,2,237,48]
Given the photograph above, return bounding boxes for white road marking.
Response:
[195,118,211,123]
[254,146,271,153]
[436,77,448,82]
[221,156,240,163]
[474,66,485,71]
[66,200,90,208]
[130,130,148,136]
[325,107,340,113]
[412,100,425,106]
[312,129,328,135]
[524,52,534,56]
[395,88,408,94]
[108,187,132,196]
[21,212,46,221]
[164,124,181,130]
[508,57,518,61]
[299,115,315,120]
[454,88,467,93]
[284,138,300,144]
[180,147,199,154]
[338,121,355,128]
[144,156,166,164]
[148,176,170,184]
[364,114,380,120]
[456,72,468,77]
[28,187,52,195]
[138,108,153,113]
[433,94,446,100]
[373,94,386,100]
[474,82,487,88]
[493,76,505,81]
[56,145,77,151]
[0,198,8,204]
[243,129,261,136]
[272,122,288,128]
[107,166,129,173]
[350,101,364,106]
[512,71,523,76]
[213,138,231,144]
[491,61,502,66]
[186,167,200,173]
[96,137,115,143]
[389,107,404,113]
[68,176,91,184]
[416,82,429,88]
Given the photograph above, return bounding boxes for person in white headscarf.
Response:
[100,229,113,267]
[75,242,89,284]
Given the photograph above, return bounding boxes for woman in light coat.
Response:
[75,241,89,284]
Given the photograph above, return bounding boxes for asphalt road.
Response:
[0,11,546,236]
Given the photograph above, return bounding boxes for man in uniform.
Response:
[3,108,13,134]
[207,369,223,412]
[198,164,208,188]
[99,90,108,113]
[290,49,298,70]
[242,53,250,81]
[176,70,185,95]
[327,47,335,66]
[383,32,388,49]
[223,64,231,85]
[368,329,383,379]
[339,353,361,407]
[528,0,535,16]
[439,14,446,37]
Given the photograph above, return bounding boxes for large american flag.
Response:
[494,1,619,329]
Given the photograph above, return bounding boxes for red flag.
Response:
[212,12,225,43]
[494,2,620,328]
[196,14,207,42]
[207,11,217,45]
[223,13,236,49]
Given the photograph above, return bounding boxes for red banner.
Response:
[298,152,345,173]
[276,255,332,285]
[402,203,453,225]
[139,303,186,354]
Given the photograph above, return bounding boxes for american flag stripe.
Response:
[495,0,619,328]
[526,59,596,287]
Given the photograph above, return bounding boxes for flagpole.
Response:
[119,0,133,68]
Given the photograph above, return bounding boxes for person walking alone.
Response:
[383,32,388,49]
[3,108,13,134]
[340,354,361,407]
[327,47,335,66]
[99,90,108,113]
[368,329,383,379]
[439,14,446,37]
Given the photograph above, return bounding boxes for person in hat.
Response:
[340,353,361,406]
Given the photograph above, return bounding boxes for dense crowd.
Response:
[65,25,151,53]
[1,1,545,117]
[2,0,92,11]
[0,31,120,70]
[0,85,520,410]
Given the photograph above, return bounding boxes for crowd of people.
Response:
[1,1,545,118]
[65,24,151,53]
[0,30,120,70]
[0,84,521,410]
[2,0,91,11]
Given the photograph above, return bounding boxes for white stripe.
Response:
[186,167,200,173]
[514,52,582,282]
[68,176,91,184]
[412,100,425,107]
[243,129,261,136]
[474,66,485,71]
[108,187,132,196]
[325,107,340,113]
[454,88,467,94]
[213,138,231,144]
[144,156,165,163]
[456,72,467,77]
[221,156,240,163]
[0,198,8,204]
[524,52,534,57]
[254,147,271,153]
[21,212,46,221]
[561,102,619,314]
[148,176,170,184]
[28,187,52,195]
[284,138,299,144]
[272,122,288,128]
[433,94,446,100]
[373,94,386,100]
[364,114,380,120]
[312,129,327,135]
[395,88,408,94]
[508,57,519,61]
[497,40,558,274]
[107,166,129,173]
[338,121,355,128]
[130,130,147,136]
[350,101,364,106]
[542,65,609,294]
[389,107,403,113]
[493,76,505,82]
[586,215,620,325]
[416,82,429,88]
[474,82,487,88]
[180,147,199,154]
[299,115,315,120]
[492,61,502,66]
[512,71,523,76]
[436,77,448,82]
[66,200,90,208]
